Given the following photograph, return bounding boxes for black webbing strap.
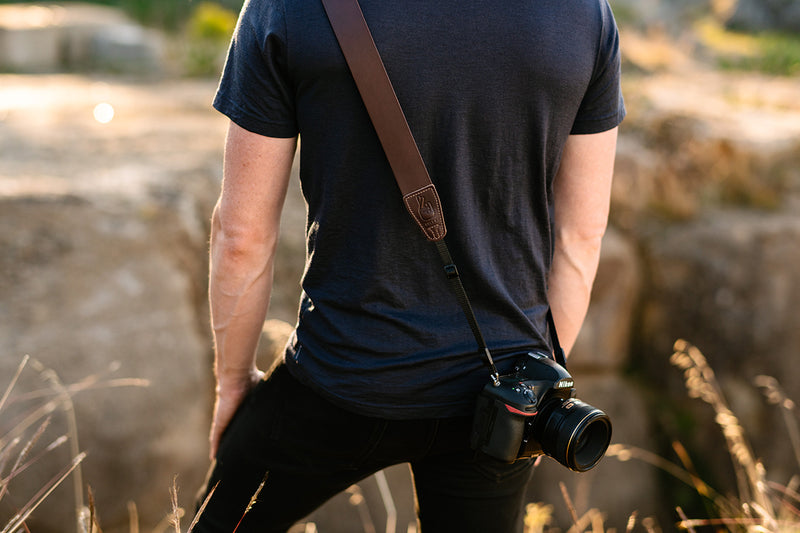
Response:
[435,240,501,385]
[547,309,567,368]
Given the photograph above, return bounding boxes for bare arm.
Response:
[208,121,297,458]
[547,128,618,356]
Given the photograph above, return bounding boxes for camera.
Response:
[470,351,612,472]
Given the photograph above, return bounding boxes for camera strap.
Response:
[321,0,566,380]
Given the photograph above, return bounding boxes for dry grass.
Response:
[0,356,267,533]
[526,340,800,533]
[1,356,86,533]
[606,341,800,532]
[522,482,661,533]
[5,344,800,532]
[0,356,148,533]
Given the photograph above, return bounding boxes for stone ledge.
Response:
[0,3,164,73]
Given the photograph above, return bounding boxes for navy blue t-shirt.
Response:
[214,0,626,418]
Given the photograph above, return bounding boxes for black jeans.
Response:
[193,363,535,533]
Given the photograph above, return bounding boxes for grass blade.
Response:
[1,452,86,533]
[127,501,139,533]
[186,481,218,533]
[0,357,29,415]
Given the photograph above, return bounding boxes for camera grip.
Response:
[471,393,528,463]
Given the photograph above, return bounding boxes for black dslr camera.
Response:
[470,352,612,472]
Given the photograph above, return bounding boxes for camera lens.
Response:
[534,398,612,472]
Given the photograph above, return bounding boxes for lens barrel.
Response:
[535,398,612,472]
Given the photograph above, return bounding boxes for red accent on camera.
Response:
[504,404,537,416]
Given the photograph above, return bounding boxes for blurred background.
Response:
[1,0,799,531]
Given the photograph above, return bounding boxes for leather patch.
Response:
[403,184,447,241]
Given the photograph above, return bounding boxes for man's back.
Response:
[199,1,624,530]
[213,0,625,417]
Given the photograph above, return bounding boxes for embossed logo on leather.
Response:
[417,195,435,221]
[403,185,447,241]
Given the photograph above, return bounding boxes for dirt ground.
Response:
[0,75,226,195]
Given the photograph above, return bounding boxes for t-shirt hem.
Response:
[570,108,627,135]
[283,357,477,420]
[213,97,299,139]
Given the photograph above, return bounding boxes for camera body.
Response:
[470,351,612,472]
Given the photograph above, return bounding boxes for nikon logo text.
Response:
[555,379,575,389]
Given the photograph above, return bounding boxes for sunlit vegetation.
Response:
[698,20,800,77]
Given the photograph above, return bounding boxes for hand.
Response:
[208,368,265,460]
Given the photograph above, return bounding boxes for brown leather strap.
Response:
[321,0,447,241]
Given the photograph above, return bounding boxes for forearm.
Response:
[546,129,617,356]
[205,124,296,457]
[547,231,604,356]
[209,207,276,390]
[208,123,297,390]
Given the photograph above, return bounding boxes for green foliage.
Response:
[0,0,244,31]
[114,0,191,30]
[187,1,238,41]
[607,2,637,26]
[727,33,800,76]
[699,20,800,77]
[183,2,239,77]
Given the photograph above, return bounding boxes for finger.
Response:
[209,423,220,460]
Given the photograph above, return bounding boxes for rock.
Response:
[88,24,165,75]
[256,319,296,369]
[641,210,800,385]
[0,75,227,532]
[608,0,715,30]
[637,210,800,490]
[0,192,213,533]
[0,3,165,74]
[0,5,63,72]
[570,228,641,372]
[50,3,135,69]
[726,0,800,33]
[612,70,800,227]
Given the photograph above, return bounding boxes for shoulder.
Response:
[236,0,290,37]
[557,0,619,34]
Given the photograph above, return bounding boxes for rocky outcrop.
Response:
[608,0,800,33]
[0,193,213,532]
[0,75,226,533]
[571,229,642,372]
[637,211,800,489]
[725,0,800,33]
[610,64,800,521]
[0,3,164,73]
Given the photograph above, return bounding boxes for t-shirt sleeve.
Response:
[570,0,626,135]
[213,0,298,138]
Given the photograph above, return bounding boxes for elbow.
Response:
[210,205,277,265]
[555,220,608,254]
